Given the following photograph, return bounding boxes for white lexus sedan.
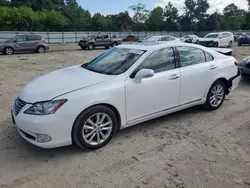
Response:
[12,42,241,150]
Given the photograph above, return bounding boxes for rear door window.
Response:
[27,35,41,41]
[178,47,206,67]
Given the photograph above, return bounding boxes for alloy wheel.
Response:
[82,113,113,146]
[209,84,224,107]
[5,47,13,55]
[38,47,45,53]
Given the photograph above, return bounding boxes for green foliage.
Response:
[0,0,249,31]
[164,2,179,30]
[0,6,68,31]
[146,7,164,31]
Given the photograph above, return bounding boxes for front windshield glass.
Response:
[5,37,18,42]
[86,35,95,39]
[82,48,146,75]
[204,34,219,38]
[143,36,162,42]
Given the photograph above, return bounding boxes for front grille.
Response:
[14,98,27,115]
[199,41,215,47]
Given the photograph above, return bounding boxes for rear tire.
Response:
[202,80,226,111]
[4,47,14,55]
[81,46,86,50]
[37,46,45,53]
[112,42,118,47]
[72,105,118,150]
[238,43,242,46]
[104,46,110,49]
[214,42,218,47]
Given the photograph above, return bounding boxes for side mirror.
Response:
[134,69,154,81]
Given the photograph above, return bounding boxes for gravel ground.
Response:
[0,43,250,188]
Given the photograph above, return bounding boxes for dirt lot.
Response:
[0,43,250,188]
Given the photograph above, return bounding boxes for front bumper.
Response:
[12,104,73,148]
[239,66,250,77]
[199,41,217,47]
[78,42,87,47]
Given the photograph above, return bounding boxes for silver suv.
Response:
[0,34,49,55]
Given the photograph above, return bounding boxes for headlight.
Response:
[24,99,67,115]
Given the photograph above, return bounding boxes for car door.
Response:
[26,35,41,51]
[221,33,229,47]
[125,47,181,122]
[177,46,219,105]
[95,36,104,46]
[102,35,111,46]
[14,35,28,51]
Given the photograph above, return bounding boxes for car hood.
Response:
[18,65,116,103]
[199,38,218,42]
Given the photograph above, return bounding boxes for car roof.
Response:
[117,41,208,51]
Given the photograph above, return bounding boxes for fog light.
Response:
[36,134,52,143]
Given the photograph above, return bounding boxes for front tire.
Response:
[238,43,242,46]
[88,43,95,50]
[4,47,14,55]
[81,46,86,50]
[203,80,226,111]
[228,41,232,48]
[72,105,118,150]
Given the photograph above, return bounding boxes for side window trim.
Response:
[204,51,214,62]
[129,47,178,78]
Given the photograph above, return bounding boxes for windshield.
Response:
[5,36,18,42]
[204,34,219,38]
[82,48,146,75]
[86,35,95,39]
[143,36,162,42]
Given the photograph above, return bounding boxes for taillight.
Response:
[41,39,48,43]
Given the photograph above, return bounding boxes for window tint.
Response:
[27,35,41,41]
[135,48,176,73]
[96,36,102,39]
[205,52,214,62]
[158,37,167,41]
[167,37,175,41]
[178,47,206,67]
[15,36,27,42]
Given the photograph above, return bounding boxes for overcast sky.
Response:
[78,0,249,15]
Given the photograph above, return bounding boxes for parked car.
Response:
[238,34,250,46]
[234,32,247,41]
[12,42,241,150]
[123,35,139,42]
[139,35,180,42]
[78,35,122,50]
[0,34,49,55]
[180,35,199,43]
[239,56,250,77]
[198,32,234,48]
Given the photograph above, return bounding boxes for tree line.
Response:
[0,0,250,31]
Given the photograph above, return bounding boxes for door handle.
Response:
[169,74,180,80]
[209,65,217,70]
